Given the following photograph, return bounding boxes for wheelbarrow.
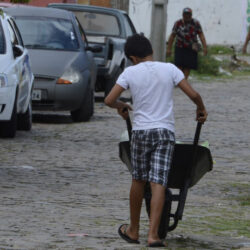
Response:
[119,112,213,239]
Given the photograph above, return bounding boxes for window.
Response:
[75,11,120,36]
[0,21,5,54]
[123,14,136,37]
[9,18,23,46]
[14,17,79,51]
[7,20,18,46]
[75,17,87,45]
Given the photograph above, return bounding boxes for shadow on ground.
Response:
[32,113,73,124]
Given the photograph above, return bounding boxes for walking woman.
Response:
[167,7,207,79]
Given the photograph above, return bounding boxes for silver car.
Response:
[5,6,100,122]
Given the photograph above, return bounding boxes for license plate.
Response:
[32,89,42,101]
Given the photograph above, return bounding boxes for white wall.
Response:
[129,0,152,38]
[129,0,249,45]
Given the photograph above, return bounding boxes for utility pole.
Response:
[150,0,168,61]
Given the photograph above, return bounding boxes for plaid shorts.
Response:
[131,128,175,187]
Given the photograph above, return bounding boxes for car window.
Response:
[0,20,5,54]
[123,14,136,37]
[75,17,87,45]
[9,18,24,46]
[14,17,79,51]
[7,20,19,46]
[74,11,120,36]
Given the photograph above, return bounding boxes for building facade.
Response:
[0,0,128,10]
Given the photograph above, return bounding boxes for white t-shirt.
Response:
[117,61,184,133]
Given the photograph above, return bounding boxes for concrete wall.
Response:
[129,0,249,45]
[129,0,152,38]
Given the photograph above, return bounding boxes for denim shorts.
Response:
[131,128,175,187]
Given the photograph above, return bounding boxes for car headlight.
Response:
[57,69,80,84]
[0,74,8,88]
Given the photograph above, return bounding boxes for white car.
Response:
[0,10,34,138]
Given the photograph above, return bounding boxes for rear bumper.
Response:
[0,86,16,121]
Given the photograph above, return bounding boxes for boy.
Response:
[104,34,207,247]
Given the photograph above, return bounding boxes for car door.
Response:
[75,17,97,89]
[7,18,33,114]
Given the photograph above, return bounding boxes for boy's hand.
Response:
[196,109,207,123]
[117,104,132,120]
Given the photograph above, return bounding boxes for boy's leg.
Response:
[148,182,166,244]
[122,130,150,240]
[120,179,146,240]
[147,128,175,244]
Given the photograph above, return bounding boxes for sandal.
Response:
[118,224,140,244]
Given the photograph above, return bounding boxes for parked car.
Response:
[48,3,137,96]
[0,10,34,138]
[5,6,101,122]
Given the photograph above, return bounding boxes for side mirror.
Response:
[13,45,24,58]
[86,45,102,53]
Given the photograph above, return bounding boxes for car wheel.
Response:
[0,98,17,138]
[70,86,94,122]
[17,99,32,131]
[104,67,123,97]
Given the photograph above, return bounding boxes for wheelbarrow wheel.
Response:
[144,184,172,239]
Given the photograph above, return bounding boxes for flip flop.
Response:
[148,240,166,247]
[118,224,140,244]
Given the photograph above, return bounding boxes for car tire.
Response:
[0,97,17,138]
[70,86,94,122]
[104,67,122,97]
[17,99,32,131]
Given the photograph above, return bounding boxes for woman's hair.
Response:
[124,34,153,59]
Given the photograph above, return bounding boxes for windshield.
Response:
[74,11,120,36]
[14,17,79,50]
[0,21,5,54]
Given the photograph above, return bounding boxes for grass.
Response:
[197,53,220,75]
[208,45,234,55]
[206,217,250,238]
[179,206,250,239]
[176,182,250,240]
[223,182,250,206]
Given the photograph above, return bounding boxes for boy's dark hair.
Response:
[124,34,153,59]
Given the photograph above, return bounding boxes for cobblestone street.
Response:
[0,78,249,249]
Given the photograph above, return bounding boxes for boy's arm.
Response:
[177,79,207,123]
[104,84,132,119]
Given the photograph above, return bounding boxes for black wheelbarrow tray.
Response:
[119,115,213,239]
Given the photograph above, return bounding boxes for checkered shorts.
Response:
[131,128,175,187]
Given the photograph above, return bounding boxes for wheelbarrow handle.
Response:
[193,112,205,145]
[193,122,202,146]
[126,116,132,141]
[123,108,132,141]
